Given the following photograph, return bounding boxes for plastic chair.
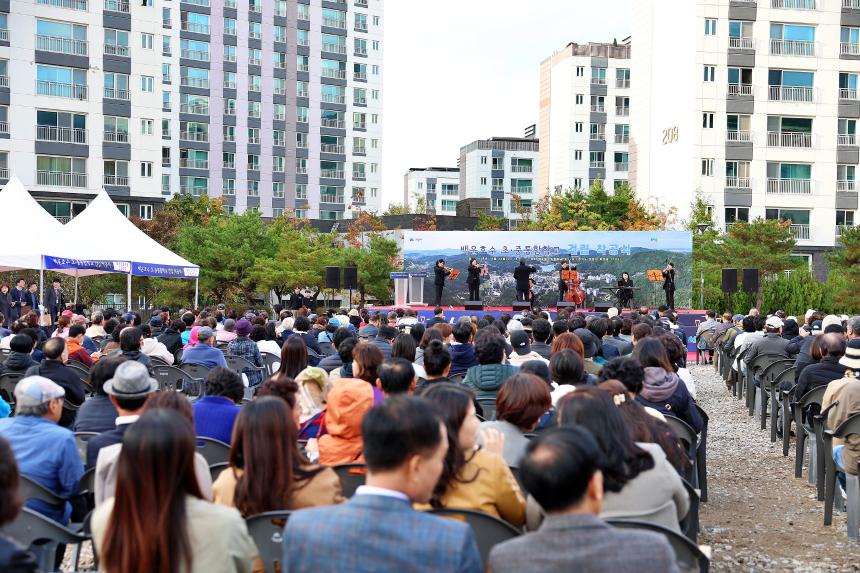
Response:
[150,355,170,367]
[332,463,367,498]
[262,352,281,376]
[195,436,231,467]
[224,354,266,381]
[153,364,199,394]
[179,362,211,387]
[664,415,699,488]
[679,477,700,543]
[0,371,24,409]
[477,398,497,421]
[74,431,99,464]
[428,508,522,566]
[606,519,710,573]
[20,475,69,508]
[209,461,230,483]
[823,412,860,539]
[245,511,292,573]
[793,385,827,482]
[745,353,785,417]
[694,404,709,502]
[448,373,466,385]
[0,507,89,573]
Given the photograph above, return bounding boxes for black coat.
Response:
[662,268,675,291]
[45,287,65,312]
[8,288,25,320]
[466,265,481,287]
[795,356,849,399]
[0,536,37,573]
[288,293,305,310]
[513,264,536,291]
[0,291,11,325]
[158,329,183,354]
[24,360,86,428]
[434,266,450,287]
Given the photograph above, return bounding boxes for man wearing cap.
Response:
[794,333,848,399]
[180,325,228,369]
[744,316,790,370]
[227,319,264,386]
[148,315,164,338]
[0,376,84,523]
[85,361,158,469]
[216,318,238,344]
[508,330,549,367]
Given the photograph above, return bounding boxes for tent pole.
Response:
[74,270,79,306]
[39,257,44,315]
[194,278,199,310]
[127,274,132,313]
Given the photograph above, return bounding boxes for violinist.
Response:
[662,262,676,310]
[466,258,482,301]
[433,259,451,306]
[617,272,634,309]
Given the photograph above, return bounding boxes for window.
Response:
[223,125,235,142]
[837,210,855,227]
[247,154,260,171]
[36,156,87,187]
[223,45,236,63]
[297,29,309,47]
[480,177,487,185]
[480,156,487,165]
[575,150,583,160]
[372,90,380,100]
[248,181,259,196]
[725,207,749,224]
[297,2,310,20]
[703,65,715,82]
[703,112,714,128]
[274,51,287,69]
[249,21,261,40]
[702,158,714,176]
[103,159,129,186]
[136,204,151,220]
[104,29,130,56]
[162,7,170,26]
[36,110,86,143]
[296,106,308,123]
[141,119,154,135]
[839,164,856,191]
[248,127,260,144]
[140,162,153,177]
[161,174,170,192]
[273,130,285,146]
[223,17,236,36]
[162,63,170,83]
[224,98,236,115]
[492,198,504,211]
[704,18,716,36]
[223,179,235,195]
[273,182,284,198]
[223,71,237,89]
[141,76,154,92]
[574,178,582,189]
[274,26,287,43]
[141,33,153,49]
[249,74,261,92]
[104,116,129,142]
[576,66,584,77]
[104,72,130,99]
[576,94,583,105]
[248,101,261,118]
[575,122,583,133]
[273,156,285,172]
[223,152,234,168]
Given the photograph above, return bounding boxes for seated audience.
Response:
[275,336,309,380]
[140,324,174,365]
[464,329,518,401]
[158,320,186,355]
[549,349,589,405]
[350,341,385,403]
[295,367,331,440]
[316,377,374,465]
[376,357,416,397]
[318,328,354,373]
[391,332,426,379]
[85,312,107,339]
[0,436,39,572]
[227,320,265,387]
[250,324,280,357]
[292,316,323,365]
[508,330,550,367]
[480,373,551,466]
[181,326,228,369]
[449,320,479,376]
[795,332,848,399]
[414,340,453,394]
[115,327,153,373]
[0,334,38,374]
[216,319,238,344]
[74,356,125,432]
[529,318,553,359]
[25,338,85,428]
[193,367,243,444]
[65,324,99,367]
[633,339,703,433]
[488,427,679,573]
[371,325,397,360]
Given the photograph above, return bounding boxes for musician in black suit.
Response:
[662,263,676,309]
[513,259,537,302]
[288,287,306,310]
[617,272,634,308]
[466,258,481,301]
[23,282,40,317]
[44,277,65,324]
[433,259,450,306]
[7,278,25,322]
[558,261,569,302]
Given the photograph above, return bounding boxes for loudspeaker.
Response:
[343,267,358,290]
[593,303,614,313]
[325,266,341,290]
[721,269,738,293]
[512,301,532,312]
[742,268,759,294]
[464,301,484,311]
[556,302,579,309]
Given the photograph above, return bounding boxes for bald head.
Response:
[820,333,847,358]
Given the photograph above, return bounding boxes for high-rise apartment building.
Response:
[403,167,459,214]
[4,0,383,222]
[632,0,855,272]
[458,137,539,219]
[538,41,631,196]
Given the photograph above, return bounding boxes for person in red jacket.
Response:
[65,325,101,367]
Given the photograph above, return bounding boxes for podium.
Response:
[390,272,427,306]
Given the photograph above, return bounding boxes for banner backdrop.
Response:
[402,231,694,308]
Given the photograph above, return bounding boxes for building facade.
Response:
[458,137,539,219]
[631,0,857,273]
[403,166,459,214]
[3,0,383,222]
[538,41,631,196]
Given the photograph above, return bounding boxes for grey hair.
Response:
[91,312,104,324]
[16,402,52,417]
[848,316,860,335]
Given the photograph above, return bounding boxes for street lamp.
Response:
[695,223,711,310]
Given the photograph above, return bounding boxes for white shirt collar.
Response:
[116,415,140,426]
[354,485,410,502]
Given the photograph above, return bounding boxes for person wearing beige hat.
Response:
[825,339,860,482]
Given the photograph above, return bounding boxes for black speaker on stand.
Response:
[343,267,358,308]
[742,268,759,294]
[464,301,484,311]
[325,266,341,289]
[721,269,738,292]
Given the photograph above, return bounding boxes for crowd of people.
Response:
[0,297,816,572]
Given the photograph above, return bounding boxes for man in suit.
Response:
[282,396,482,573]
[288,287,305,311]
[8,278,26,321]
[489,427,679,573]
[45,278,65,324]
[24,282,40,317]
[513,258,537,302]
[662,262,676,310]
[433,259,450,307]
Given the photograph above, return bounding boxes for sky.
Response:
[381,0,633,208]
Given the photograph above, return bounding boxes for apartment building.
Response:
[538,40,631,196]
[403,166,460,214]
[3,0,383,222]
[458,137,539,219]
[632,0,858,273]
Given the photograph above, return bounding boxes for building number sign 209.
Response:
[662,126,679,145]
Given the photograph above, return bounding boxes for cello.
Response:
[562,264,586,308]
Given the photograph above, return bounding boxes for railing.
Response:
[103,174,129,186]
[37,125,87,144]
[180,103,209,114]
[323,42,347,54]
[726,177,751,188]
[322,119,345,128]
[491,185,504,192]
[0,76,7,88]
[767,178,811,194]
[770,39,815,56]
[37,0,87,9]
[103,87,129,100]
[321,144,344,153]
[355,23,368,32]
[838,134,857,145]
[355,96,367,105]
[37,80,87,100]
[222,159,234,169]
[180,185,206,196]
[838,180,856,192]
[162,128,170,137]
[615,162,629,172]
[248,135,260,144]
[296,188,308,199]
[837,225,853,238]
[845,0,860,7]
[589,161,605,168]
[179,158,208,169]
[789,224,810,240]
[772,0,816,8]
[247,164,259,172]
[248,57,261,66]
[296,139,308,149]
[616,107,630,116]
[354,122,366,130]
[162,181,171,192]
[511,165,532,172]
[322,94,345,104]
[181,22,210,34]
[726,130,752,142]
[513,186,533,194]
[355,47,368,56]
[354,72,367,81]
[224,79,237,89]
[728,83,753,96]
[37,170,87,187]
[616,79,630,88]
[590,77,606,86]
[615,134,630,144]
[769,85,814,102]
[181,49,209,61]
[296,166,307,175]
[223,132,235,142]
[320,169,344,179]
[323,17,346,29]
[249,2,261,12]
[353,146,366,154]
[248,108,261,118]
[36,35,88,56]
[355,0,368,5]
[103,0,129,12]
[841,42,860,56]
[729,37,756,50]
[841,88,858,100]
[180,77,209,89]
[297,64,309,73]
[767,131,812,148]
[277,112,288,121]
[223,25,236,35]
[248,30,261,40]
[322,68,346,79]
[0,121,7,134]
[589,133,605,141]
[103,130,128,142]
[298,36,309,47]
[104,44,129,56]
[182,0,209,6]
[590,105,605,113]
[320,194,345,204]
[180,131,208,141]
[352,170,366,179]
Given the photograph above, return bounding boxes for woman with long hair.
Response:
[392,332,426,378]
[0,284,11,328]
[92,409,257,573]
[633,338,703,433]
[276,336,308,380]
[558,387,689,532]
[418,383,525,526]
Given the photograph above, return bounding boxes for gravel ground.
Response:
[693,364,860,572]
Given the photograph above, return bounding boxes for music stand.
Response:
[647,269,664,308]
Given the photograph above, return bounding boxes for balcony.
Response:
[248,57,261,66]
[104,44,129,57]
[589,161,605,168]
[248,135,260,144]
[179,158,208,169]
[224,79,237,89]
[223,132,235,142]
[0,168,7,180]
[320,169,344,179]
[322,94,346,104]
[491,185,504,193]
[841,88,859,100]
[180,131,208,142]
[36,35,88,56]
[182,0,209,5]
[180,103,209,114]
[297,64,309,73]
[842,43,860,56]
[788,224,810,240]
[0,76,7,88]
[355,47,368,56]
[839,134,857,146]
[845,0,860,7]
[321,144,344,153]
[323,42,347,54]
[103,130,128,143]
[616,79,630,88]
[615,134,630,144]
[181,49,209,61]
[323,17,346,29]
[837,225,854,238]
[352,170,365,180]
[296,165,307,175]
[353,146,366,154]
[322,68,347,80]
[590,105,605,113]
[103,87,129,100]
[37,126,87,144]
[767,131,812,148]
[615,162,629,172]
[768,85,814,102]
[590,77,607,86]
[729,37,756,50]
[354,122,366,130]
[728,83,753,96]
[355,23,368,32]
[322,118,345,128]
[354,72,367,81]
[767,178,811,194]
[320,193,345,204]
[355,0,368,5]
[181,22,210,34]
[222,158,234,169]
[770,39,815,56]
[616,107,630,116]
[37,0,88,9]
[37,170,86,187]
[180,77,209,89]
[180,185,206,196]
[771,0,816,7]
[838,180,856,192]
[355,96,367,105]
[589,133,606,141]
[508,165,530,174]
[726,177,752,189]
[37,81,87,100]
[103,0,129,12]
[103,174,129,186]
[248,31,261,40]
[726,130,752,143]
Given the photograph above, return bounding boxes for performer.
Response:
[44,277,65,324]
[513,258,537,302]
[433,259,451,306]
[8,278,25,322]
[618,272,634,309]
[558,261,569,301]
[466,258,481,301]
[288,287,306,310]
[23,282,40,317]
[662,262,676,310]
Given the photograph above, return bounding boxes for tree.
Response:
[827,225,860,312]
[340,233,399,307]
[382,202,411,216]
[475,211,505,231]
[162,193,224,225]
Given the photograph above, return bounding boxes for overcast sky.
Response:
[381,0,633,208]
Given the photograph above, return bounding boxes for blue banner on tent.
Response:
[44,257,131,274]
[131,263,199,278]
